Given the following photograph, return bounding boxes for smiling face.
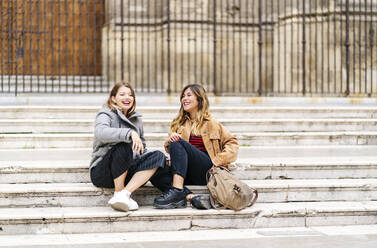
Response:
[181,87,199,117]
[111,86,134,113]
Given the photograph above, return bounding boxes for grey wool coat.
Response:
[89,105,146,171]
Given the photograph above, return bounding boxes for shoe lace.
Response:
[160,188,175,200]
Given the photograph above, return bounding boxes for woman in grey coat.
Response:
[90,82,168,212]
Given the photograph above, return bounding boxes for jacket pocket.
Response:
[209,134,221,155]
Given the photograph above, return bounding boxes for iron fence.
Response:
[1,0,376,96]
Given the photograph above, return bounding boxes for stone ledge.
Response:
[2,156,377,171]
[1,179,376,207]
[0,202,376,234]
[1,95,377,106]
[1,145,377,161]
[1,131,377,149]
[1,157,377,183]
[1,225,377,247]
[2,105,377,120]
[1,179,377,194]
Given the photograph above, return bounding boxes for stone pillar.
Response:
[102,0,166,89]
[273,0,377,95]
[101,0,377,95]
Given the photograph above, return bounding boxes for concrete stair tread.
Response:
[2,156,377,170]
[238,131,377,136]
[2,95,377,106]
[2,118,377,123]
[2,179,376,194]
[2,131,377,137]
[3,105,377,110]
[1,146,377,161]
[1,203,376,234]
[2,157,377,184]
[1,201,377,221]
[4,105,377,122]
[0,160,89,170]
[2,132,376,149]
[1,225,377,247]
[236,156,377,167]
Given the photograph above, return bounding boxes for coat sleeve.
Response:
[94,112,132,143]
[211,123,239,167]
[139,119,147,151]
[163,124,188,153]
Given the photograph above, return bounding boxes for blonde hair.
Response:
[170,84,211,135]
[106,81,136,117]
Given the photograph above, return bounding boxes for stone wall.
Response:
[102,0,377,95]
[273,0,377,95]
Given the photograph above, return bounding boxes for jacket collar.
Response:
[116,108,142,119]
[114,108,141,131]
[180,116,212,140]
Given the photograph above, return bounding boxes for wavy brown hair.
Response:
[170,84,210,135]
[106,81,136,117]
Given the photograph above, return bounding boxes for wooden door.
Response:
[0,0,104,76]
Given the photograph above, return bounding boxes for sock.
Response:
[172,186,183,191]
[121,189,132,196]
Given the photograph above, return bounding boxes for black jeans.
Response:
[90,142,168,192]
[169,139,213,185]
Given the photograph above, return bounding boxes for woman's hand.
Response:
[168,132,182,143]
[131,131,144,154]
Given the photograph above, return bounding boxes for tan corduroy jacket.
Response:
[164,116,239,167]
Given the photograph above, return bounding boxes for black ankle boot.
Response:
[190,195,212,210]
[153,188,187,209]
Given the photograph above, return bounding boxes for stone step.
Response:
[1,225,377,247]
[0,160,90,184]
[1,145,376,161]
[2,106,377,119]
[0,202,376,234]
[1,179,376,208]
[232,157,377,180]
[2,95,377,107]
[1,132,376,149]
[2,157,377,184]
[2,119,377,133]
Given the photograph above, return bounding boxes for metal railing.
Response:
[1,0,376,96]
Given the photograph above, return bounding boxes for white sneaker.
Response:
[121,190,139,211]
[108,190,139,212]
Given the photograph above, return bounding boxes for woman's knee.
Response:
[153,150,166,160]
[111,142,133,161]
[169,140,187,152]
[90,168,114,188]
[110,143,135,172]
[113,142,133,154]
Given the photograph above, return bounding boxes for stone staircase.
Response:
[0,95,377,246]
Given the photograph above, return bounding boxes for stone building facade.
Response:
[103,0,377,95]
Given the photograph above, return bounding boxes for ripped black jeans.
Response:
[169,139,213,185]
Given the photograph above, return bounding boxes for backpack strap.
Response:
[248,188,258,207]
[206,166,225,209]
[208,193,226,210]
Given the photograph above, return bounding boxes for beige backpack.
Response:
[206,166,258,211]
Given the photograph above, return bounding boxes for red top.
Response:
[189,134,207,152]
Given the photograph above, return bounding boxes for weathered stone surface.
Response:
[1,202,376,235]
[102,0,377,94]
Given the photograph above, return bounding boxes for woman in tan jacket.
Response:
[153,84,239,209]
